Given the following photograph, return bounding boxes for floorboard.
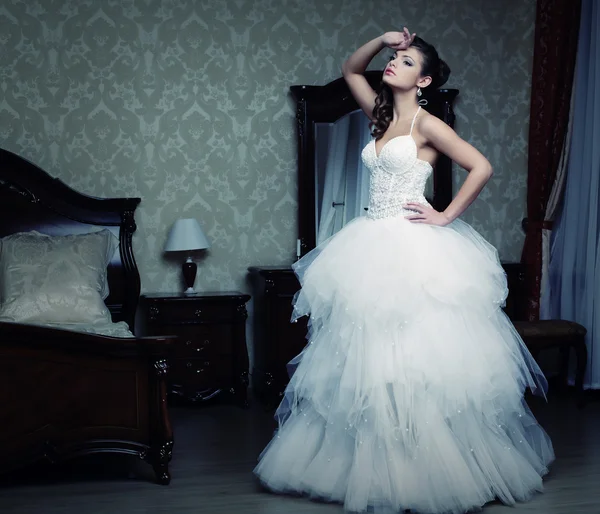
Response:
[1,393,599,514]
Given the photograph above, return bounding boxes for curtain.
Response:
[539,93,575,318]
[521,0,581,320]
[545,0,600,388]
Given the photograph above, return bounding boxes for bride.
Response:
[254,28,554,514]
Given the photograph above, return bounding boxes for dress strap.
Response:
[409,106,421,136]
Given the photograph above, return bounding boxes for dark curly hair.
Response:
[370,36,451,139]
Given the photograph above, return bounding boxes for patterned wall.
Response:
[1,0,535,354]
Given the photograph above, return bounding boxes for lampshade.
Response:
[164,218,210,252]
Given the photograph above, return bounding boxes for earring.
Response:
[417,87,422,97]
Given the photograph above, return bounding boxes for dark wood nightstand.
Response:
[139,292,251,407]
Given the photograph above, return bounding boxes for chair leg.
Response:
[573,338,588,408]
[558,345,570,390]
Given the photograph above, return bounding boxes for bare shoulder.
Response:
[416,111,455,139]
[415,109,491,172]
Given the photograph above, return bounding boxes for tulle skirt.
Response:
[254,214,554,514]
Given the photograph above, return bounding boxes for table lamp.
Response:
[164,218,210,294]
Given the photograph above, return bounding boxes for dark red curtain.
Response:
[522,0,581,321]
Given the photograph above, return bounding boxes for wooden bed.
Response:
[0,148,176,484]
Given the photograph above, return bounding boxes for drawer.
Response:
[145,299,241,324]
[151,324,233,358]
[179,332,216,359]
[169,356,232,388]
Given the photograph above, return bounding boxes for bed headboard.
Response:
[0,148,142,330]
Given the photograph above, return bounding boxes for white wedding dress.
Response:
[254,107,554,514]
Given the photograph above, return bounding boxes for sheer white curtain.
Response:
[316,112,371,244]
[545,0,600,388]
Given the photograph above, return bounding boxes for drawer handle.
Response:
[149,306,160,320]
[196,361,210,373]
[185,340,210,352]
[194,309,202,317]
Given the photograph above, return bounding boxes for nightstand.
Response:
[139,292,251,407]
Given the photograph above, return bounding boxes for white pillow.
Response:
[0,229,117,325]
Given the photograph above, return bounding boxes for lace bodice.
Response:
[361,107,433,220]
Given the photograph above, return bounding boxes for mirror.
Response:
[292,71,458,256]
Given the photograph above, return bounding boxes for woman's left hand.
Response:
[383,27,416,51]
[404,203,451,226]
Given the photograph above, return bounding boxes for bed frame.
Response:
[0,148,176,485]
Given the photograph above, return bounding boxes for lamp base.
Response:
[182,257,197,294]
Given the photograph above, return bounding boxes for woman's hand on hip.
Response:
[404,202,451,226]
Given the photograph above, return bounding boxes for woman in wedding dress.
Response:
[254,28,554,514]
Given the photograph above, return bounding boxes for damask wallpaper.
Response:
[1,0,535,363]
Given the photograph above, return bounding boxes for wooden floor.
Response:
[1,392,599,514]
